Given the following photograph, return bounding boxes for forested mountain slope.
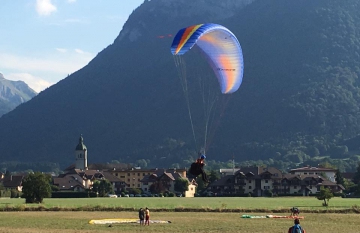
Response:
[0,0,360,171]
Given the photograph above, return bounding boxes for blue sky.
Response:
[0,0,144,92]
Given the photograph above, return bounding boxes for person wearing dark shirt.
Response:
[288,219,306,233]
[138,208,144,225]
[290,207,300,217]
[188,153,209,182]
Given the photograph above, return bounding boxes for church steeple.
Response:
[75,134,87,151]
[75,134,88,170]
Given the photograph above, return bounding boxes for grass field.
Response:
[0,197,359,211]
[0,197,359,232]
[0,211,360,233]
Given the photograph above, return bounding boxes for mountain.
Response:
[1,0,360,170]
[0,73,37,117]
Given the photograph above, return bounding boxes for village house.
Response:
[289,166,338,183]
[1,175,24,192]
[107,166,188,190]
[280,173,344,195]
[209,166,344,196]
[219,168,241,177]
[140,168,196,197]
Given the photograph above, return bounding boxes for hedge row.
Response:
[51,191,98,198]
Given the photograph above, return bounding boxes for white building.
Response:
[220,168,240,176]
[289,166,337,183]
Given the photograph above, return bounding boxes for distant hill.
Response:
[0,73,37,117]
[1,0,360,171]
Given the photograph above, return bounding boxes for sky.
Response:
[0,0,144,93]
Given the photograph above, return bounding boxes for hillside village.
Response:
[0,135,349,198]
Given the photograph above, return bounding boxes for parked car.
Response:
[108,194,118,198]
[129,194,134,197]
[176,193,182,197]
[124,194,129,197]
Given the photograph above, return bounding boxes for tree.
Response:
[149,180,167,194]
[316,187,334,206]
[208,170,220,183]
[91,179,113,197]
[264,189,273,197]
[22,172,51,203]
[135,159,148,168]
[195,177,206,193]
[319,162,336,169]
[128,188,142,195]
[352,162,360,185]
[335,170,345,186]
[174,178,189,194]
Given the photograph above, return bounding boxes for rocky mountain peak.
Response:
[0,74,37,117]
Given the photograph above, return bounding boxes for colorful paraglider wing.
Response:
[171,23,244,94]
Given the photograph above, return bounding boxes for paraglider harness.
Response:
[188,153,209,183]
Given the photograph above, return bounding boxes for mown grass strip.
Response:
[0,205,360,213]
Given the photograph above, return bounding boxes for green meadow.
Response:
[0,211,359,233]
[0,197,359,211]
[0,197,359,232]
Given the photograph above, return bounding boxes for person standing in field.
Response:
[145,207,150,226]
[290,207,300,217]
[288,218,306,233]
[138,208,144,225]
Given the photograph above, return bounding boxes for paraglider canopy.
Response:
[171,23,244,94]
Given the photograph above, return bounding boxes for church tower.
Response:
[75,134,88,170]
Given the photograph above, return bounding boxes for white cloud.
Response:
[0,53,86,74]
[0,51,93,75]
[74,49,86,54]
[6,73,54,93]
[56,48,67,53]
[36,0,57,16]
[0,50,94,92]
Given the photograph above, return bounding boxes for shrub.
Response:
[10,189,19,198]
[264,190,273,197]
[51,191,97,198]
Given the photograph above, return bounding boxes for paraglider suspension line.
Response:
[173,55,199,152]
